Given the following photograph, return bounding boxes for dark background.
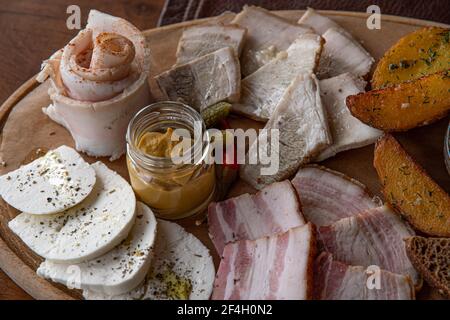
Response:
[159,0,450,26]
[0,0,448,300]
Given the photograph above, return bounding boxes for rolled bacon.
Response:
[60,30,138,102]
[37,10,151,160]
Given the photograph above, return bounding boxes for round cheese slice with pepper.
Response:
[0,145,95,215]
[37,202,157,296]
[83,220,215,300]
[8,161,136,264]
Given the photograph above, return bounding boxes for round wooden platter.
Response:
[0,10,449,300]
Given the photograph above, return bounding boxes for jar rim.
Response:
[126,101,210,171]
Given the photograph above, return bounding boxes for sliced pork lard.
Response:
[212,223,315,300]
[176,24,247,64]
[318,28,374,79]
[298,9,374,79]
[37,10,151,160]
[314,252,415,300]
[208,180,305,254]
[240,74,331,190]
[298,8,341,34]
[155,47,240,112]
[318,206,421,287]
[233,33,323,121]
[317,73,382,161]
[231,6,312,76]
[291,165,377,226]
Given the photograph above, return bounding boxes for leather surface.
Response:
[158,0,450,26]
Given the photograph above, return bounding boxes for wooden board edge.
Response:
[146,11,237,35]
[145,10,449,37]
[298,10,450,27]
[153,9,450,30]
[0,77,39,131]
[0,236,74,300]
[0,10,448,300]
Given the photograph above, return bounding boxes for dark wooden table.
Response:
[0,0,165,300]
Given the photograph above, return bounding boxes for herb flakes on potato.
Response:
[374,134,450,237]
[372,27,450,89]
[347,70,450,131]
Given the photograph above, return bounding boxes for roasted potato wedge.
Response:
[374,134,450,237]
[372,27,450,89]
[347,71,450,131]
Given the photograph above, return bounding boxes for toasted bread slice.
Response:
[374,135,450,236]
[405,236,450,298]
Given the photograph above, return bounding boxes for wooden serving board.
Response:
[0,10,449,300]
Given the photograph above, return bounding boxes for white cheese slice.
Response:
[37,202,156,296]
[9,161,136,264]
[83,220,215,300]
[0,145,95,215]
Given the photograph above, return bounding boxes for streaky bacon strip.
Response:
[318,206,420,287]
[314,252,414,300]
[208,180,305,254]
[212,223,315,300]
[291,165,377,226]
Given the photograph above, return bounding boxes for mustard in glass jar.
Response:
[126,101,216,220]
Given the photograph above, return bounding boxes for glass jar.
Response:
[126,101,216,220]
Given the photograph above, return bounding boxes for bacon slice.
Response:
[291,165,377,226]
[318,206,420,288]
[208,180,305,254]
[314,252,414,300]
[212,223,315,300]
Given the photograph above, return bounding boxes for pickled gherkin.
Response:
[201,102,231,128]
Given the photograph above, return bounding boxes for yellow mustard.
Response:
[126,102,216,220]
[137,128,180,158]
